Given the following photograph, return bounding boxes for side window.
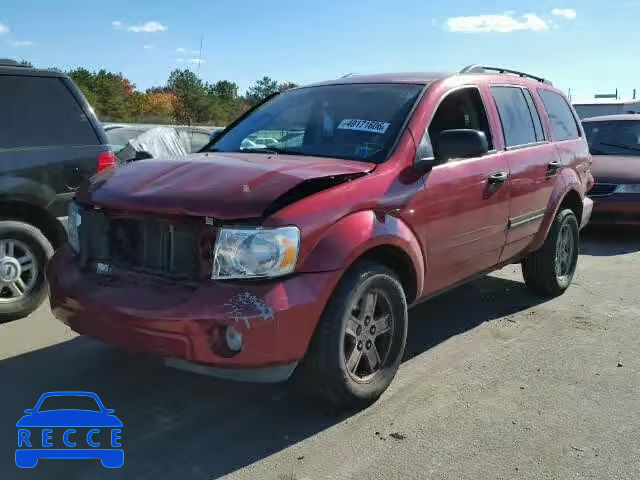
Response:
[538,89,580,141]
[522,89,545,142]
[490,86,538,148]
[427,87,493,156]
[0,75,99,150]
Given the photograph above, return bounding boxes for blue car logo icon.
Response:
[16,391,123,468]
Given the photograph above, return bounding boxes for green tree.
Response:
[167,68,209,124]
[68,68,138,121]
[247,76,279,104]
[209,80,239,102]
[278,81,299,92]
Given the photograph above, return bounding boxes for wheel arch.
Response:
[298,210,425,303]
[529,187,583,252]
[0,199,66,249]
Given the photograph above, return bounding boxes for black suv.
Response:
[0,59,113,322]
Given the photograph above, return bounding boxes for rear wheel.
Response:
[299,262,408,409]
[0,221,54,323]
[522,209,579,297]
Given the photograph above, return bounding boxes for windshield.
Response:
[583,120,640,156]
[37,395,102,412]
[207,83,423,163]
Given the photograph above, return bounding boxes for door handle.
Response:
[547,160,562,173]
[488,171,509,185]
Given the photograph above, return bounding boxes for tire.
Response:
[299,261,408,409]
[522,209,579,297]
[0,220,54,323]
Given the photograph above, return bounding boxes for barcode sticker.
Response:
[337,119,390,134]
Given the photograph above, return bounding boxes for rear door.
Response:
[488,85,559,261]
[0,75,107,218]
[538,88,590,194]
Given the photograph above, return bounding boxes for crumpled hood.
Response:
[82,152,375,219]
[591,155,640,183]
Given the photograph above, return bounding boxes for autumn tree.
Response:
[167,68,209,124]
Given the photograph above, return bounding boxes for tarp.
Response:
[118,126,190,162]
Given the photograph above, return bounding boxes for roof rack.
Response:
[341,73,359,78]
[459,65,552,86]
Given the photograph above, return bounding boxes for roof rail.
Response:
[459,64,553,86]
[341,73,362,78]
[0,59,29,68]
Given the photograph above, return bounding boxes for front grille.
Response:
[588,183,617,197]
[78,207,208,280]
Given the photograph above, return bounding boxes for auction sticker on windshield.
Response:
[337,119,390,134]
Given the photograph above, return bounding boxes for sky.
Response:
[1,0,639,100]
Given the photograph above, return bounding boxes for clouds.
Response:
[8,40,33,46]
[176,47,199,54]
[143,44,155,50]
[176,58,205,65]
[445,13,548,33]
[444,8,576,33]
[112,20,167,33]
[0,22,32,46]
[128,21,167,33]
[551,8,577,20]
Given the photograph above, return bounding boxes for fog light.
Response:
[225,326,244,352]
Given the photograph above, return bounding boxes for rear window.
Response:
[208,83,424,163]
[0,75,99,149]
[538,89,580,141]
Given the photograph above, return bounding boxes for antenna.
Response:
[197,35,204,80]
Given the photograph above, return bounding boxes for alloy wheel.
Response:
[343,288,394,382]
[0,239,38,303]
[555,223,574,281]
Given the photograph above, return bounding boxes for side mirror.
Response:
[434,129,488,163]
[413,132,438,173]
[105,409,115,414]
[210,130,224,143]
[24,409,34,414]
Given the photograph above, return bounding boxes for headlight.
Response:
[614,184,640,194]
[212,226,299,280]
[68,202,81,252]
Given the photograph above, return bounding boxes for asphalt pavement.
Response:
[1,228,638,479]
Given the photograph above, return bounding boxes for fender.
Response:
[297,210,425,299]
[0,175,57,210]
[528,168,583,252]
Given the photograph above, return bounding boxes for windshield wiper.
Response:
[239,147,304,155]
[239,148,279,154]
[599,142,640,152]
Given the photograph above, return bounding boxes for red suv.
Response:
[47,65,593,408]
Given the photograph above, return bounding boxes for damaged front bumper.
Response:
[47,248,341,381]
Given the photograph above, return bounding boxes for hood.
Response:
[16,410,123,427]
[591,155,640,183]
[82,153,374,219]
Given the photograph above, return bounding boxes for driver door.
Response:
[412,86,510,295]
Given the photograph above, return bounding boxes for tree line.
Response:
[65,67,298,126]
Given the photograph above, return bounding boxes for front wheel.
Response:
[522,208,579,297]
[299,262,408,409]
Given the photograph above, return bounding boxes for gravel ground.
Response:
[0,229,638,480]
